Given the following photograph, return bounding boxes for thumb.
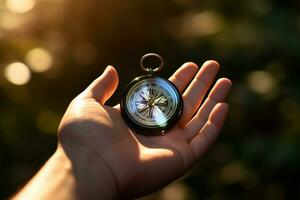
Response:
[84,65,119,104]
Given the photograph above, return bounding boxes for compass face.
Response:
[121,76,183,135]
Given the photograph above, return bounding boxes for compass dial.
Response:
[121,75,183,135]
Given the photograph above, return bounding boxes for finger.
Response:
[113,63,197,113]
[178,60,220,127]
[185,78,231,141]
[84,65,119,104]
[190,103,228,160]
[168,62,198,93]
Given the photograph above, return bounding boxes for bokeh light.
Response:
[160,183,189,200]
[25,48,53,73]
[247,70,279,98]
[4,62,31,85]
[36,111,60,134]
[168,10,224,40]
[6,0,36,14]
[220,161,247,185]
[0,12,28,30]
[186,10,224,37]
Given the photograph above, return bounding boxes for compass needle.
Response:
[138,105,149,113]
[136,100,148,105]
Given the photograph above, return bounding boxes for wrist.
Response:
[14,145,118,200]
[57,143,119,200]
[14,147,76,200]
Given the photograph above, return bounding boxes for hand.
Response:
[58,61,231,199]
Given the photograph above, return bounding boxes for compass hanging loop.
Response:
[140,53,164,74]
[121,53,183,135]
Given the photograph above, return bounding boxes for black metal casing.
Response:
[120,74,183,135]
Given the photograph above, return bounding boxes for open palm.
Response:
[58,61,231,199]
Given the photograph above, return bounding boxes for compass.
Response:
[120,53,183,135]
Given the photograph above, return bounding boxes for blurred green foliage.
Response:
[0,0,300,199]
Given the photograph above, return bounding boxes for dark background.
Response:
[0,0,300,199]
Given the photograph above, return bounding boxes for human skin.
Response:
[13,61,232,200]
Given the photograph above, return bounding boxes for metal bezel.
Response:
[120,75,183,135]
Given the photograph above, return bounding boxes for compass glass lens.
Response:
[125,77,180,128]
